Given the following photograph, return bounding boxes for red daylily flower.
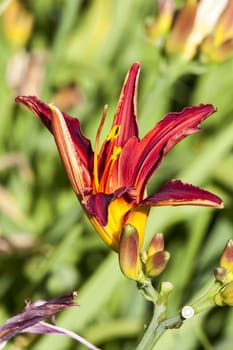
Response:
[15,63,223,251]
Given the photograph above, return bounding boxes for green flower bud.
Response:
[119,224,144,281]
[214,282,233,306]
[146,251,170,277]
[147,233,164,257]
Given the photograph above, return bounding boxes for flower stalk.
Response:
[135,238,233,349]
[135,279,221,350]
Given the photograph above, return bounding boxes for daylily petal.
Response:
[87,192,136,252]
[22,321,100,350]
[49,104,92,196]
[125,205,150,250]
[118,104,216,199]
[85,186,137,251]
[0,293,78,343]
[97,63,140,191]
[86,185,136,226]
[141,179,223,208]
[0,293,99,350]
[15,95,53,130]
[86,192,114,226]
[112,62,140,145]
[15,96,93,190]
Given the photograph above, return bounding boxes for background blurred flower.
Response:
[2,0,34,47]
[146,0,233,62]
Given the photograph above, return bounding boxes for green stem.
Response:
[136,305,182,350]
[136,280,172,350]
[136,280,221,350]
[169,212,212,312]
[191,281,222,313]
[137,279,159,303]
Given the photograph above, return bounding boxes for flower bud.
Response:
[214,266,228,282]
[201,0,233,63]
[214,0,233,46]
[166,0,198,57]
[160,281,174,297]
[220,239,233,270]
[147,233,164,257]
[145,0,174,43]
[3,0,34,47]
[201,36,233,62]
[146,251,170,277]
[119,224,144,281]
[215,239,233,283]
[214,282,233,306]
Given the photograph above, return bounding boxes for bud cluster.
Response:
[118,224,170,283]
[214,239,233,306]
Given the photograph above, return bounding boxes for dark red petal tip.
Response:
[142,179,223,208]
[113,62,141,145]
[16,95,53,130]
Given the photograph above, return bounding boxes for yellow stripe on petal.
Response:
[49,104,86,199]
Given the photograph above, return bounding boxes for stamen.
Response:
[97,123,121,193]
[93,105,108,192]
[106,125,121,141]
[99,146,122,192]
[111,146,122,160]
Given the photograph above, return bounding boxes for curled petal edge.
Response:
[141,179,223,208]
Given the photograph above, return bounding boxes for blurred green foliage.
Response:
[0,0,233,349]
